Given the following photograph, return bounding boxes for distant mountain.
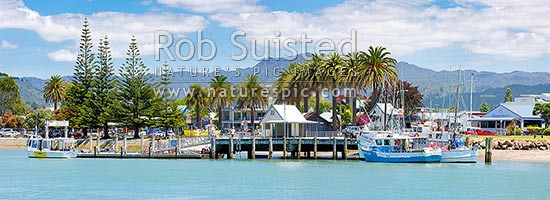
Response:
[12,58,550,110]
[397,62,550,97]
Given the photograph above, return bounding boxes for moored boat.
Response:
[357,131,441,163]
[26,135,77,158]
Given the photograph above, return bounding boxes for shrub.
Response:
[543,128,550,136]
[526,125,542,134]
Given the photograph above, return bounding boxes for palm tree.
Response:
[320,53,344,130]
[209,75,232,130]
[358,46,398,130]
[304,54,325,117]
[274,62,309,110]
[43,75,68,110]
[185,84,208,129]
[359,46,398,97]
[237,75,268,134]
[341,52,364,125]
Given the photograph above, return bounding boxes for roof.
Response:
[370,103,402,115]
[319,112,333,123]
[260,105,316,124]
[481,102,542,120]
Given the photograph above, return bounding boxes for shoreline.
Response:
[3,138,550,162]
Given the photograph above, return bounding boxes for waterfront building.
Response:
[260,105,316,138]
[469,97,543,135]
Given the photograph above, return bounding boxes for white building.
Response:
[260,105,316,138]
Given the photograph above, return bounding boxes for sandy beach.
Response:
[478,150,550,163]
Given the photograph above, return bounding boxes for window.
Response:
[376,140,382,145]
[384,140,390,146]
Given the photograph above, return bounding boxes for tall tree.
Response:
[92,35,118,138]
[0,72,25,115]
[504,87,513,103]
[185,84,208,129]
[321,53,344,130]
[479,101,490,112]
[341,52,364,125]
[237,75,268,134]
[359,46,397,130]
[43,75,68,111]
[119,36,157,138]
[209,75,232,129]
[386,81,424,117]
[533,103,550,128]
[64,18,95,136]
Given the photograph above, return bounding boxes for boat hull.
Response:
[441,149,478,163]
[27,150,77,158]
[360,148,441,163]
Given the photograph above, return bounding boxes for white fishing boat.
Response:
[357,131,442,163]
[26,135,77,158]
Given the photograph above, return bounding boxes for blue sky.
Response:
[1,0,550,78]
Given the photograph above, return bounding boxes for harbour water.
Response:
[1,148,549,200]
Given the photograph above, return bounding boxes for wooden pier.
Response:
[212,137,358,160]
[74,136,360,160]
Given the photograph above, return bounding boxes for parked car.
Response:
[72,130,83,138]
[148,130,165,138]
[50,129,63,138]
[464,127,482,135]
[167,129,175,137]
[0,128,18,137]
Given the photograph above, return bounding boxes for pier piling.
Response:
[123,136,127,155]
[89,135,92,152]
[228,137,234,159]
[268,137,273,159]
[297,138,302,160]
[283,137,287,159]
[210,137,216,159]
[485,137,493,164]
[332,137,337,160]
[343,137,348,160]
[250,137,256,159]
[313,137,318,159]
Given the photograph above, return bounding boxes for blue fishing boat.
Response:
[357,131,441,163]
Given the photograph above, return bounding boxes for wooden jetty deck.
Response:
[212,137,358,160]
[74,136,360,160]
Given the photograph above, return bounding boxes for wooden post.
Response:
[140,136,144,154]
[210,137,217,159]
[485,137,493,164]
[465,137,470,148]
[332,137,337,160]
[228,137,234,159]
[313,137,318,159]
[297,137,302,160]
[343,137,348,160]
[123,136,127,155]
[268,137,273,159]
[120,147,123,157]
[251,137,256,159]
[93,146,97,158]
[283,137,287,159]
[114,135,119,153]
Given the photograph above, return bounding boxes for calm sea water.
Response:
[1,148,549,200]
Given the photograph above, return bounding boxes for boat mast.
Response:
[454,67,461,133]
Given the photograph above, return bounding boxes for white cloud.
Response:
[211,0,550,59]
[1,40,18,49]
[47,49,77,62]
[0,0,208,61]
[157,0,265,13]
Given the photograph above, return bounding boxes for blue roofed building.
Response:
[469,97,543,135]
